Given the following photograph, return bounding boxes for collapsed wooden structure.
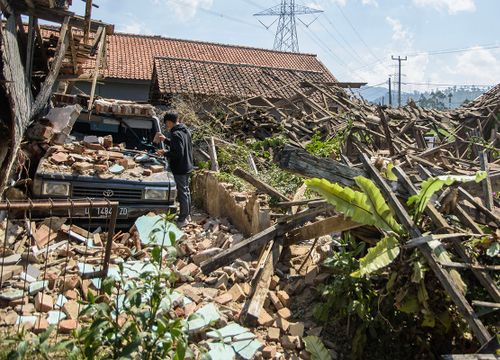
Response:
[198,81,500,348]
[0,0,112,195]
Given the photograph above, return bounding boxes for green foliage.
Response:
[305,122,352,160]
[303,336,332,360]
[407,171,487,220]
[351,236,400,278]
[215,172,248,192]
[305,177,402,234]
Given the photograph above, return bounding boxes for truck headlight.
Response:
[42,182,70,196]
[143,187,169,200]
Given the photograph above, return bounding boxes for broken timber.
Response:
[200,206,325,274]
[234,167,289,201]
[360,154,491,345]
[277,145,367,187]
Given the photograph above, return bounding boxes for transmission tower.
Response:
[254,0,323,53]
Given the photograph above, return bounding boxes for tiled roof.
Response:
[36,25,337,86]
[151,56,331,99]
[105,33,336,82]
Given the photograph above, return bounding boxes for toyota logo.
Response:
[103,189,114,197]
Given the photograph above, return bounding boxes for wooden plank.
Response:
[458,187,499,226]
[200,224,279,274]
[441,262,500,271]
[242,238,283,325]
[234,168,289,201]
[31,16,70,119]
[208,137,219,172]
[200,208,321,274]
[378,107,396,156]
[87,26,105,111]
[286,214,361,244]
[277,145,367,187]
[0,14,33,194]
[361,154,491,345]
[471,301,500,309]
[479,151,494,211]
[25,15,35,82]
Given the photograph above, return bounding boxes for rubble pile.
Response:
[0,202,338,359]
[39,135,165,179]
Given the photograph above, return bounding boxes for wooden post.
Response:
[25,14,35,83]
[31,16,70,119]
[88,26,106,111]
[208,136,219,172]
[479,151,494,211]
[247,154,258,175]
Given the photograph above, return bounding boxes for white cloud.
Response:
[443,47,500,84]
[153,0,214,21]
[385,17,412,47]
[117,21,153,35]
[413,0,476,14]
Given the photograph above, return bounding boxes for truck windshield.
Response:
[70,115,158,151]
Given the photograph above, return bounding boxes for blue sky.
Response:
[71,0,500,90]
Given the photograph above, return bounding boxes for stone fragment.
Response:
[289,322,305,337]
[277,307,292,319]
[32,317,49,334]
[267,327,280,341]
[275,317,290,332]
[214,293,233,305]
[59,319,78,333]
[150,165,164,173]
[258,308,274,326]
[281,335,299,350]
[228,284,245,302]
[179,263,200,278]
[63,275,80,291]
[34,293,53,312]
[276,291,290,307]
[262,346,277,359]
[269,291,284,310]
[62,300,79,320]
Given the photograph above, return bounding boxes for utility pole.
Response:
[254,0,323,52]
[388,77,392,106]
[391,55,407,107]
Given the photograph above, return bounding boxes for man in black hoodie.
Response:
[154,111,193,227]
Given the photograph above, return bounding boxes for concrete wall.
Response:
[73,79,150,102]
[192,171,271,237]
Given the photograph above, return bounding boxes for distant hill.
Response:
[353,85,493,109]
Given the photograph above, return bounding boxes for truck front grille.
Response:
[72,185,143,201]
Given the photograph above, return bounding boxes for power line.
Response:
[334,3,389,71]
[321,16,368,66]
[407,44,500,57]
[200,8,264,29]
[402,82,494,87]
[316,18,365,67]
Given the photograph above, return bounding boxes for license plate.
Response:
[84,207,129,219]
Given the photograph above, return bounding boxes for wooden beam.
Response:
[393,166,500,303]
[234,167,289,201]
[31,16,70,119]
[8,1,114,34]
[242,238,283,325]
[208,136,219,172]
[0,14,33,194]
[479,151,494,211]
[361,154,491,345]
[87,26,105,111]
[378,107,396,156]
[25,14,35,82]
[458,187,499,226]
[276,145,367,187]
[286,214,361,244]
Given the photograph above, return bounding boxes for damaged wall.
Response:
[192,171,271,237]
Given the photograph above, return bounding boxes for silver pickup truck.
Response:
[32,106,177,221]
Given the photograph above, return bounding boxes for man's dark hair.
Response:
[163,111,178,123]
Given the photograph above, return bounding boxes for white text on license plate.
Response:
[84,207,128,217]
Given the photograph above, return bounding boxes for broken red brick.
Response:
[228,284,245,302]
[150,165,164,173]
[267,327,280,341]
[50,152,69,164]
[214,293,233,305]
[59,319,78,334]
[33,224,58,248]
[34,293,53,312]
